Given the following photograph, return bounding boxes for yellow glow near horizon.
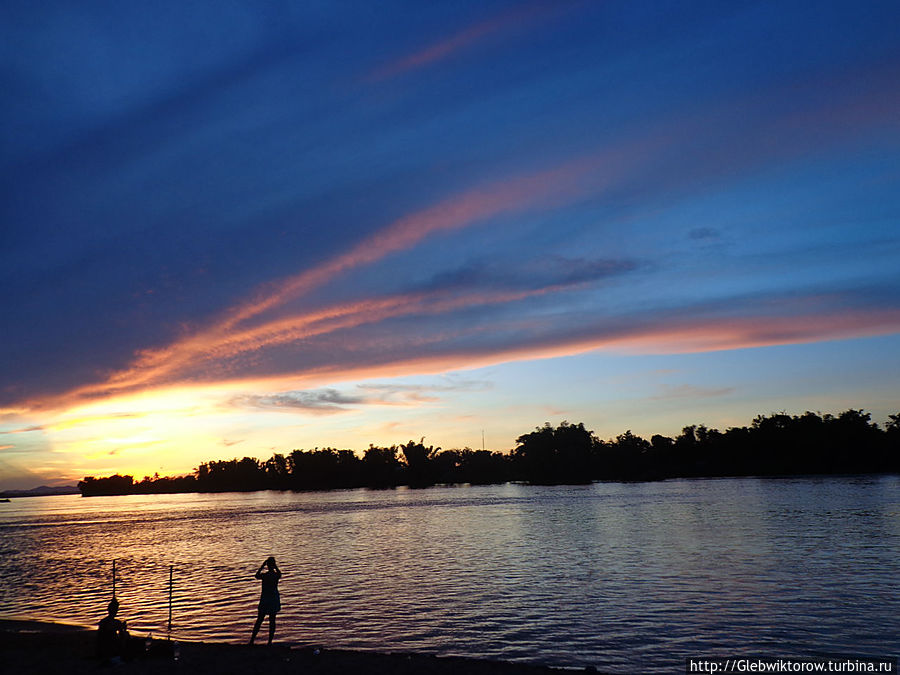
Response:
[29,385,242,480]
[7,304,900,488]
[23,376,438,482]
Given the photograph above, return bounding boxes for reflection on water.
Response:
[1,477,898,672]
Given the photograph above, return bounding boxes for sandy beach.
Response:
[0,619,603,675]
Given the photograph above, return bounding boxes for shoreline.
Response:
[1,619,604,674]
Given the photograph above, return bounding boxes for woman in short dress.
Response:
[250,556,282,645]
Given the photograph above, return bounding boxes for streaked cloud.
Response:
[2,1,899,486]
[235,378,493,415]
[235,389,366,415]
[688,228,720,241]
[367,3,571,82]
[98,288,900,405]
[39,152,643,408]
[359,379,492,397]
[0,425,45,435]
[8,51,899,412]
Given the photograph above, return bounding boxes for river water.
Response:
[1,477,898,672]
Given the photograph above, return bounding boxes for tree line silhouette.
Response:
[78,409,900,496]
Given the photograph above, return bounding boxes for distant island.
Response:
[78,409,900,496]
[0,485,80,499]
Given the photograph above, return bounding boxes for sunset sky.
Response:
[2,1,899,489]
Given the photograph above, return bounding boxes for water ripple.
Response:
[1,478,899,672]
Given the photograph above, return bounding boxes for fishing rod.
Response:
[168,565,173,636]
[110,560,176,638]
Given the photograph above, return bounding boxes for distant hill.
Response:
[0,485,80,498]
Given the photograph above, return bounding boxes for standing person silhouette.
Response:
[250,556,282,646]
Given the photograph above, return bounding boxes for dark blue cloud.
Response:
[419,256,639,293]
[235,389,366,414]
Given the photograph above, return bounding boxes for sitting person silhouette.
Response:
[97,598,129,662]
[250,556,282,646]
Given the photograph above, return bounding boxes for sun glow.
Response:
[30,386,242,480]
[9,299,900,486]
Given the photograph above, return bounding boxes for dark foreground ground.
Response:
[1,620,607,675]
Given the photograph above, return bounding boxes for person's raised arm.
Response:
[266,556,281,577]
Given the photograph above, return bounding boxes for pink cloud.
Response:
[602,309,900,355]
[18,56,900,414]
[367,4,568,82]
[196,302,900,397]
[51,146,638,406]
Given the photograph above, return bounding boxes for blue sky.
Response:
[1,1,899,488]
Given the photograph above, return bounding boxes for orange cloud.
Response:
[13,298,897,484]
[16,70,900,418]
[40,279,588,411]
[45,152,618,409]
[600,308,900,355]
[367,4,567,82]
[177,303,900,403]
